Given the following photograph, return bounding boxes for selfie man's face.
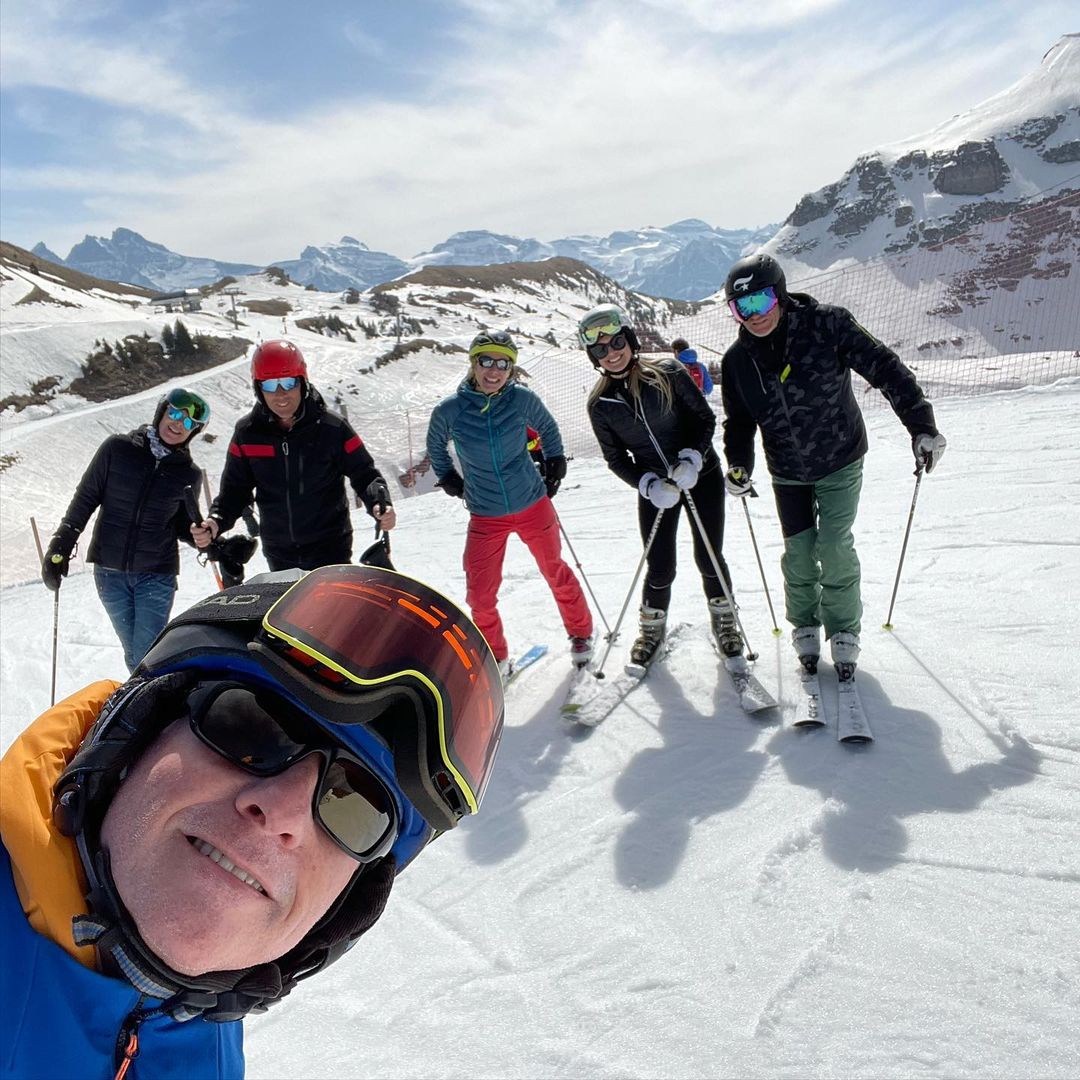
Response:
[100,720,357,976]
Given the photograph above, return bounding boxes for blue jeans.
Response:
[93,567,177,672]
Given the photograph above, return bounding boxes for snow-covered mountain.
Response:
[46,228,260,291]
[33,220,775,302]
[770,33,1080,269]
[272,236,409,292]
[411,220,777,300]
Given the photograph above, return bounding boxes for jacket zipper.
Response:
[122,459,161,571]
[281,438,297,544]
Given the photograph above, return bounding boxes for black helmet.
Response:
[52,565,504,1021]
[724,253,787,303]
[468,330,517,364]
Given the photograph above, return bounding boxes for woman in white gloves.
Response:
[579,305,742,669]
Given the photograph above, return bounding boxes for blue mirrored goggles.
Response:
[728,286,779,321]
[166,405,204,430]
[475,355,513,371]
[260,377,300,393]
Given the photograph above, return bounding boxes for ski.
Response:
[503,645,548,687]
[836,676,874,743]
[726,660,777,714]
[709,643,777,714]
[792,667,826,727]
[562,627,684,728]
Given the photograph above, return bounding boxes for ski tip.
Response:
[839,733,874,745]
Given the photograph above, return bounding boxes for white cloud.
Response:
[2,0,1077,261]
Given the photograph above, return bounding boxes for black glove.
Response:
[364,479,391,516]
[42,524,79,592]
[436,469,465,499]
[542,454,567,499]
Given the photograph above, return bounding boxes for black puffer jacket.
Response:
[721,294,937,483]
[210,388,389,549]
[588,359,719,489]
[59,428,200,574]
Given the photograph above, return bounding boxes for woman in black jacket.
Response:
[579,305,743,670]
[41,388,209,671]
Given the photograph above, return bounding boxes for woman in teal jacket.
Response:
[426,331,594,678]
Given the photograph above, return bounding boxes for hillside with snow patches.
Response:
[769,34,1080,269]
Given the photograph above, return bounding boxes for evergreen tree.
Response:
[173,319,195,357]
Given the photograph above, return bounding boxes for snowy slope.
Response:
[1,377,1078,1079]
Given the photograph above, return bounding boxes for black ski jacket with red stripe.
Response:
[210,388,389,550]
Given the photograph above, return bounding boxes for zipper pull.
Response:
[282,440,289,456]
[113,1030,139,1080]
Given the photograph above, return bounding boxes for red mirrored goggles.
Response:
[259,565,505,830]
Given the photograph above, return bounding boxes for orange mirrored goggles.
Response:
[260,565,505,829]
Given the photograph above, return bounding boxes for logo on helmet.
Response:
[732,275,754,292]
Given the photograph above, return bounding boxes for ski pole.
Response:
[683,490,760,661]
[30,516,60,707]
[591,507,667,680]
[883,463,925,630]
[740,498,781,635]
[185,486,223,591]
[554,511,612,640]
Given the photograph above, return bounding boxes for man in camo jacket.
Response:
[719,253,947,680]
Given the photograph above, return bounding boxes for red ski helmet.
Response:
[251,340,308,389]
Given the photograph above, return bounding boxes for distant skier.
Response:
[670,337,714,396]
[192,340,396,571]
[720,253,947,680]
[40,388,210,672]
[579,306,743,670]
[426,330,594,680]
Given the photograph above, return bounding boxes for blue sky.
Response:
[1,0,1075,263]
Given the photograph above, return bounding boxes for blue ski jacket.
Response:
[426,379,564,518]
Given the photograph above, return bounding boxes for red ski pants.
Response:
[464,497,593,662]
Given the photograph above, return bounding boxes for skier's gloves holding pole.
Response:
[724,466,756,499]
[436,468,465,499]
[639,472,681,510]
[543,454,567,499]
[670,449,702,491]
[912,432,947,473]
[41,524,78,592]
[364,479,396,529]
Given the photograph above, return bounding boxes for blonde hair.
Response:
[587,357,675,412]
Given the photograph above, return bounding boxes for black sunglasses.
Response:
[586,332,628,361]
[186,681,398,861]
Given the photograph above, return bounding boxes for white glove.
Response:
[724,466,754,498]
[913,433,947,473]
[670,448,702,491]
[638,472,682,509]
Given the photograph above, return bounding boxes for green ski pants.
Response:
[771,458,863,638]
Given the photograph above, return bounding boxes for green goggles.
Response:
[165,388,211,428]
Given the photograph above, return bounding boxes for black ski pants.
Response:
[637,463,733,612]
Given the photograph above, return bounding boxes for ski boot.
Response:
[830,631,860,683]
[792,625,821,675]
[628,606,667,671]
[708,597,745,672]
[569,634,594,669]
[497,657,514,685]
